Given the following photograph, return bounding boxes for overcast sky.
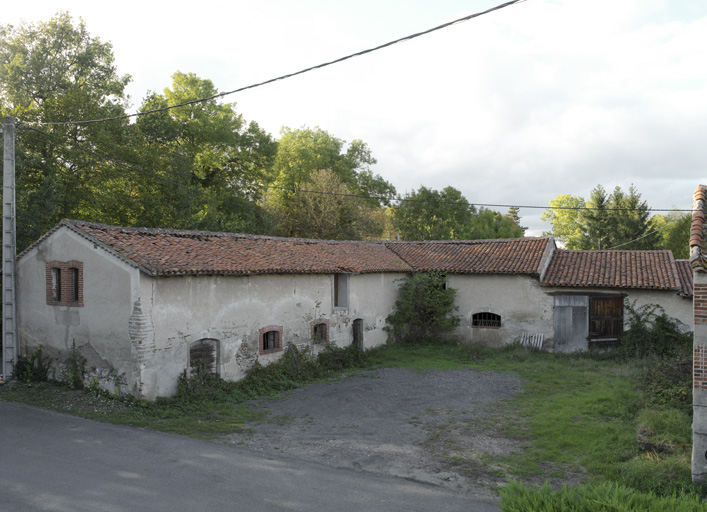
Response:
[4,0,706,236]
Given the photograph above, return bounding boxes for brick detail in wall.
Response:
[129,300,154,361]
[696,284,707,325]
[696,345,707,390]
[259,325,284,355]
[45,260,84,307]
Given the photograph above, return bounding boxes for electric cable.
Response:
[27,0,527,127]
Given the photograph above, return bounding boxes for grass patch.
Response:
[499,479,706,512]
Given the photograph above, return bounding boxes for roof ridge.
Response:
[65,219,390,245]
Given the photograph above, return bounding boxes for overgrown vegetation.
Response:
[63,340,87,390]
[177,343,367,402]
[617,302,692,360]
[384,272,460,344]
[11,344,52,383]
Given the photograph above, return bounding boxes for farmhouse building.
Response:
[15,219,692,399]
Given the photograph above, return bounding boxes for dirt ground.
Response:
[222,367,527,499]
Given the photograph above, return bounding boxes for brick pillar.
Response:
[693,277,707,483]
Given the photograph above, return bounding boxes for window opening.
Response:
[263,330,280,352]
[334,274,349,308]
[51,268,61,301]
[69,268,80,302]
[313,322,328,343]
[472,312,501,328]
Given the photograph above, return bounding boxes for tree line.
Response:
[0,13,690,256]
[542,184,690,258]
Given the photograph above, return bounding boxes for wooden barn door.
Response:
[588,297,623,340]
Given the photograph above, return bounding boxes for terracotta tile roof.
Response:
[541,249,681,291]
[65,221,412,276]
[385,238,552,275]
[690,184,707,273]
[46,220,552,277]
[675,259,693,297]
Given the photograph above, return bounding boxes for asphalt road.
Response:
[0,401,500,512]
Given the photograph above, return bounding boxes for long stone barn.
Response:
[13,219,693,399]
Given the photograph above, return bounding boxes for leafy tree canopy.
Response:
[543,184,658,250]
[272,126,396,208]
[0,12,132,250]
[133,72,277,233]
[650,211,691,259]
[391,186,524,241]
[263,169,385,240]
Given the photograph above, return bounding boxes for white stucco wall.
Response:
[450,274,554,347]
[136,271,403,398]
[17,227,140,393]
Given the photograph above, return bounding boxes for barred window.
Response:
[472,312,501,328]
[263,330,280,351]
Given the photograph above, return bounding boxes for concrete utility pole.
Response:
[2,116,17,381]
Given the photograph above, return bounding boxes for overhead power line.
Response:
[28,0,527,127]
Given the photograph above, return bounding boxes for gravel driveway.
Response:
[223,368,524,498]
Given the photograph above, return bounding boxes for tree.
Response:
[263,169,385,240]
[1,12,132,250]
[507,206,527,235]
[133,71,277,233]
[391,186,524,241]
[544,185,656,250]
[541,194,587,248]
[271,126,396,207]
[651,211,691,259]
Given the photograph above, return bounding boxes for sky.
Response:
[3,0,706,236]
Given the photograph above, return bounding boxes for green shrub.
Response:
[618,303,692,360]
[499,480,706,512]
[11,345,52,383]
[384,272,460,344]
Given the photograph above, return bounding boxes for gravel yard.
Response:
[224,367,525,498]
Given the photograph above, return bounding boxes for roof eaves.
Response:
[63,220,157,276]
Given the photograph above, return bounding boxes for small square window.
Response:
[259,325,284,355]
[263,331,280,351]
